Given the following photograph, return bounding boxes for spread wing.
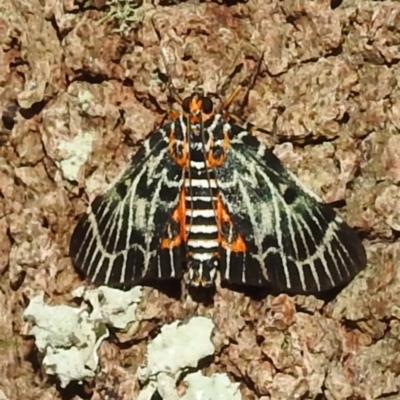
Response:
[70,127,185,287]
[215,128,366,294]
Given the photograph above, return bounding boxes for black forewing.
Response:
[70,125,185,287]
[216,127,366,294]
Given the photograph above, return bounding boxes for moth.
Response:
[70,93,366,294]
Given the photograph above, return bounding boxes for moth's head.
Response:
[182,93,214,125]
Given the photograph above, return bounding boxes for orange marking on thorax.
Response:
[169,109,180,120]
[161,189,187,249]
[216,195,247,253]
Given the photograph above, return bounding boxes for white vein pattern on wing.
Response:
[95,149,158,261]
[309,207,338,284]
[223,128,287,285]
[236,179,263,283]
[108,179,130,253]
[271,184,309,290]
[229,134,343,290]
[243,134,353,286]
[297,207,334,287]
[97,132,170,254]
[220,168,270,280]
[260,209,351,280]
[222,143,290,284]
[260,166,332,291]
[75,200,101,265]
[219,214,234,280]
[241,135,343,289]
[86,210,147,281]
[88,202,120,279]
[105,192,130,283]
[322,214,352,279]
[167,225,176,278]
[141,168,184,278]
[301,207,340,285]
[99,194,127,282]
[208,114,222,133]
[251,163,292,288]
[242,252,247,283]
[157,251,162,279]
[86,133,181,282]
[80,218,97,276]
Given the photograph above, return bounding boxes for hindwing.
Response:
[215,126,366,294]
[70,126,185,287]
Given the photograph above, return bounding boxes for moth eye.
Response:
[201,96,213,114]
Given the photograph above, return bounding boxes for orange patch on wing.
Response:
[226,234,247,252]
[169,131,189,169]
[206,146,225,168]
[161,234,181,249]
[176,189,187,241]
[206,129,230,168]
[161,189,187,249]
[216,195,247,253]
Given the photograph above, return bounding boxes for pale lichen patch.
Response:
[137,316,220,399]
[23,292,109,388]
[56,131,96,182]
[73,285,143,330]
[181,371,241,400]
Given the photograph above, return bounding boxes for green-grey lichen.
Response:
[23,286,143,388]
[57,130,96,182]
[99,0,152,35]
[73,285,143,331]
[136,317,238,400]
[23,292,109,388]
[182,371,242,400]
[137,316,215,382]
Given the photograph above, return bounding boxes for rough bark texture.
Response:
[1,0,400,399]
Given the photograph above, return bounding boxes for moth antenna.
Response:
[238,51,265,116]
